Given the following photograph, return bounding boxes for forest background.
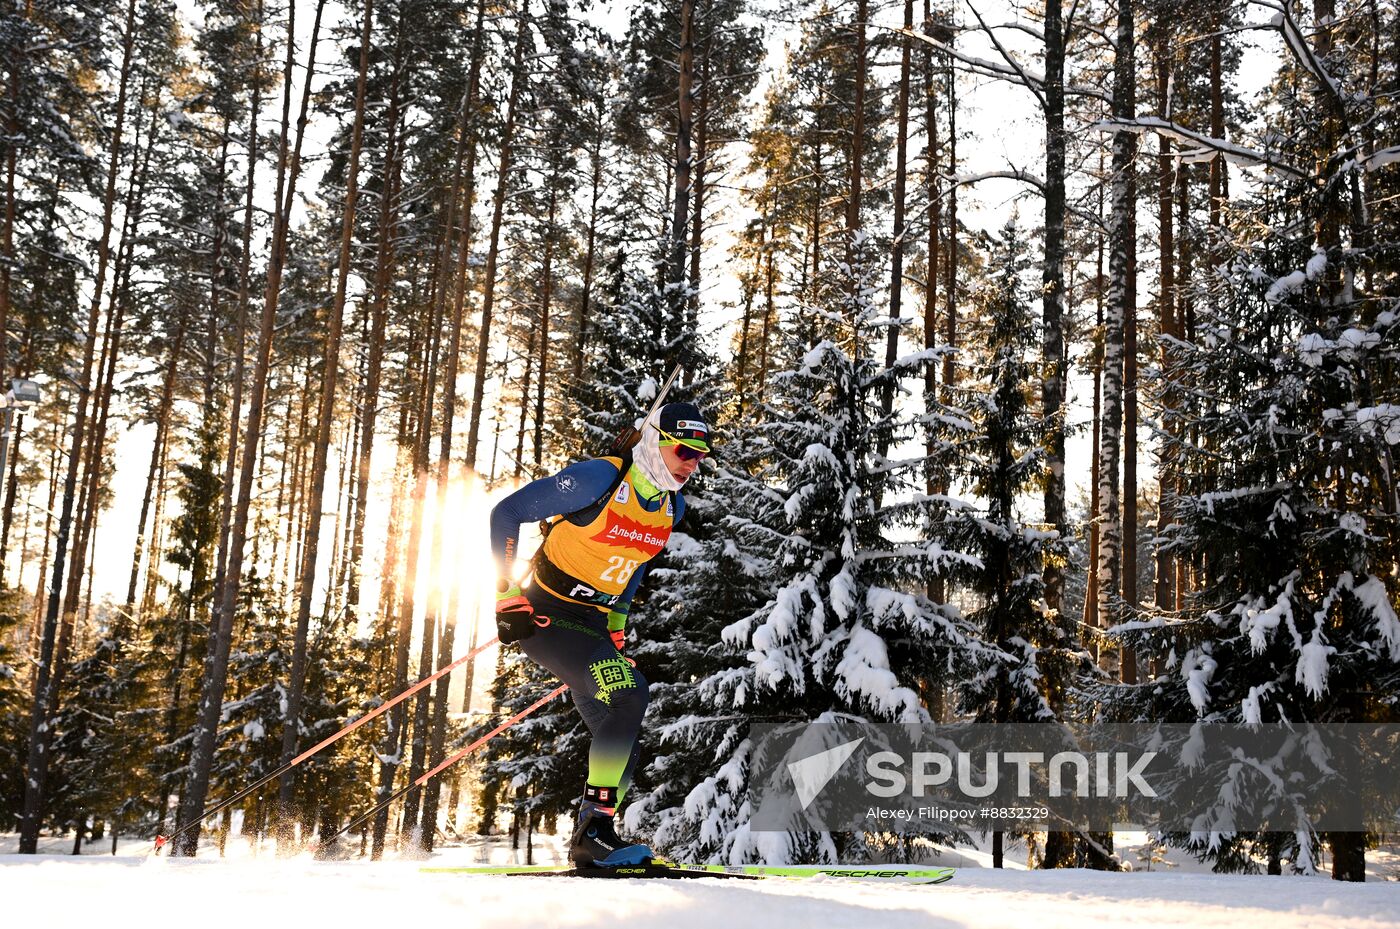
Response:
[0,0,1396,881]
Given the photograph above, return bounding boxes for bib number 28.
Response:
[600,556,640,584]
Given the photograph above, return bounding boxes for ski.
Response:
[665,864,954,883]
[422,862,955,883]
[422,862,757,880]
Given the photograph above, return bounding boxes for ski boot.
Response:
[569,810,653,868]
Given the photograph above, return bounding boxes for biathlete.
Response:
[489,402,710,867]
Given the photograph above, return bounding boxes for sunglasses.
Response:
[659,428,709,461]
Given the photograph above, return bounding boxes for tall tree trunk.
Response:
[1121,48,1141,688]
[758,242,775,404]
[1311,0,1344,300]
[369,453,415,857]
[0,416,23,578]
[347,7,407,618]
[283,374,311,605]
[417,10,491,842]
[1153,33,1178,616]
[126,323,187,616]
[922,0,942,612]
[942,37,957,406]
[177,0,329,856]
[668,0,695,328]
[142,417,173,617]
[209,0,266,651]
[878,0,913,463]
[572,117,604,387]
[399,501,439,842]
[846,0,867,279]
[809,133,822,329]
[683,9,712,384]
[322,417,353,625]
[1098,0,1135,681]
[735,176,767,416]
[1084,151,1106,645]
[386,246,448,850]
[1207,4,1227,237]
[531,183,558,465]
[1041,0,1068,626]
[1174,157,1192,599]
[276,0,374,827]
[18,0,140,854]
[465,9,528,470]
[1042,47,1083,868]
[29,418,60,672]
[1360,0,1380,294]
[512,323,537,480]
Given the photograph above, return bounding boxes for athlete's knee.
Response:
[586,655,648,720]
[620,665,649,715]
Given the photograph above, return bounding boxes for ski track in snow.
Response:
[1,852,1398,929]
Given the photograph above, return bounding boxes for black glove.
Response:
[496,585,541,644]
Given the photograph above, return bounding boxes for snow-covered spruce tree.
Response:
[1105,251,1400,871]
[0,586,34,827]
[208,571,290,845]
[634,236,988,866]
[933,222,1092,868]
[623,402,781,861]
[939,222,1083,727]
[45,604,157,849]
[1102,12,1400,876]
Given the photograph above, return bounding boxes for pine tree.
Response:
[1103,1,1400,880]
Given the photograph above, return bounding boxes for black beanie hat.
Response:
[657,402,709,451]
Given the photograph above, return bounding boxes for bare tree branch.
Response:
[964,0,1048,110]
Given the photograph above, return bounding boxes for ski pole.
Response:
[314,683,569,851]
[154,633,502,854]
[415,683,567,785]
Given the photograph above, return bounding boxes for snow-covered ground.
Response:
[2,832,1397,929]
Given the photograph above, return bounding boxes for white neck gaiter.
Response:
[632,419,684,494]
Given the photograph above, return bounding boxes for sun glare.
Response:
[396,469,535,710]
